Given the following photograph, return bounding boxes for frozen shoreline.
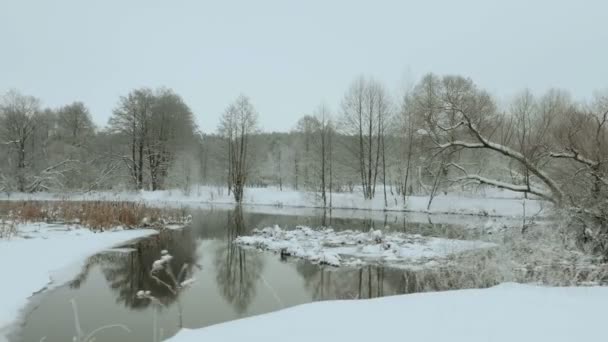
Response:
[0,223,156,342]
[0,185,549,218]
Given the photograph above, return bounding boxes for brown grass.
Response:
[0,201,189,231]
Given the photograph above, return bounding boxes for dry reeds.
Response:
[0,201,189,231]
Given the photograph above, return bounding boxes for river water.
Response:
[12,207,503,342]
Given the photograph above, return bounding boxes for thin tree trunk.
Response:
[329,128,333,209]
[382,132,387,208]
[427,161,445,211]
[358,104,366,199]
[294,153,299,190]
[278,147,282,191]
[320,123,327,207]
[138,138,144,189]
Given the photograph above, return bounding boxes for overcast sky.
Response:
[1,0,606,132]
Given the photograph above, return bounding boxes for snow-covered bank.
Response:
[168,283,607,342]
[0,223,156,342]
[2,185,549,217]
[236,226,496,267]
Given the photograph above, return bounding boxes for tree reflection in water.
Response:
[69,228,199,310]
[214,206,264,314]
[64,209,552,322]
[296,262,397,300]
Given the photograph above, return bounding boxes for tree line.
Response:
[1,75,607,224]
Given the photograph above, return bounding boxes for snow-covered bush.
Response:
[137,249,197,342]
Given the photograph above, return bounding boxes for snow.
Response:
[235,225,496,267]
[168,283,608,342]
[2,185,549,217]
[0,223,156,342]
[416,128,429,135]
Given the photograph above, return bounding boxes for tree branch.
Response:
[456,174,554,202]
[437,110,565,204]
[549,150,598,167]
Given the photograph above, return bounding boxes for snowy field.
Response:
[236,225,496,267]
[0,223,156,342]
[2,185,549,217]
[168,283,607,342]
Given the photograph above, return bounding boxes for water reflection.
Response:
[70,228,199,309]
[296,263,461,301]
[214,207,264,313]
[14,207,506,342]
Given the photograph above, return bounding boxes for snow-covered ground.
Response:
[168,283,607,342]
[2,185,549,217]
[236,225,496,267]
[0,223,156,342]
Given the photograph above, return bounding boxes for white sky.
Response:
[1,0,607,132]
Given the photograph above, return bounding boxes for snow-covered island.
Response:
[235,225,496,267]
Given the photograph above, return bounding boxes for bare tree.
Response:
[315,104,333,207]
[268,137,288,190]
[218,95,259,203]
[56,102,95,147]
[398,91,417,203]
[295,115,319,188]
[108,88,196,190]
[146,88,197,190]
[341,76,391,200]
[376,86,392,207]
[0,90,41,191]
[415,74,568,204]
[109,88,155,190]
[52,102,97,189]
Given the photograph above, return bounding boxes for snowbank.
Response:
[2,185,549,217]
[236,225,496,267]
[0,223,156,342]
[168,283,607,342]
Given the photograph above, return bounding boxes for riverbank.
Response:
[0,223,156,342]
[168,283,607,342]
[1,186,548,218]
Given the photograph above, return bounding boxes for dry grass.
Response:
[0,201,190,231]
[0,218,18,239]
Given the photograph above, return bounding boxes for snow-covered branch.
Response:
[26,159,77,193]
[549,150,598,167]
[85,161,120,192]
[436,110,565,204]
[438,140,485,150]
[1,139,19,146]
[436,121,465,132]
[445,162,469,176]
[456,174,553,201]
